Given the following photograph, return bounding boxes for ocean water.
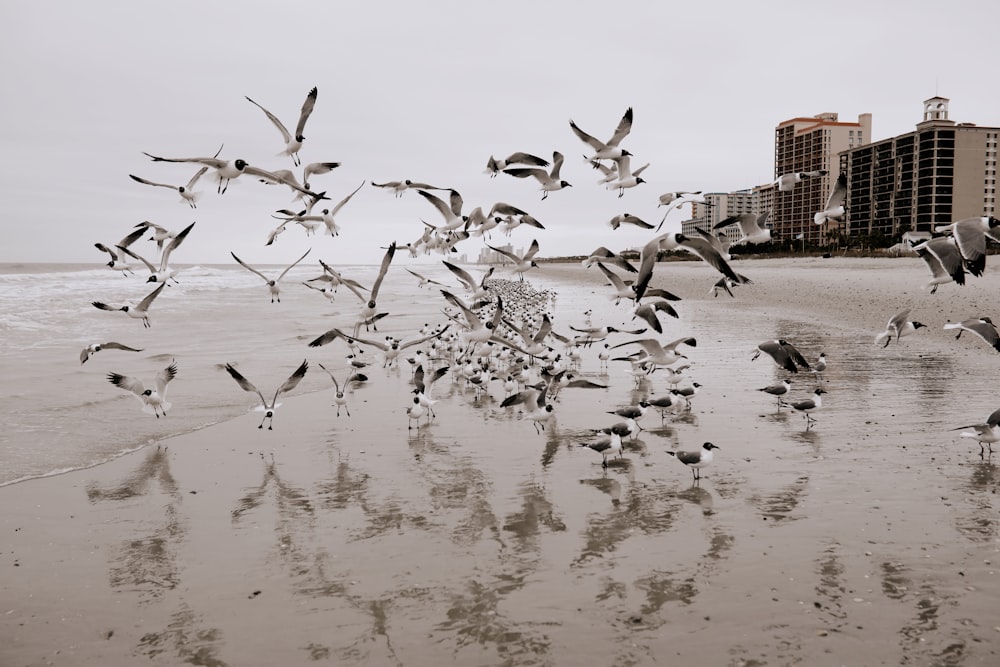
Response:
[0,260,506,486]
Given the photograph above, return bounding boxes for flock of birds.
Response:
[83,87,1000,484]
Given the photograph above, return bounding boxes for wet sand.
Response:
[3,256,999,666]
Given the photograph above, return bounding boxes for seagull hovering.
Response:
[775,170,827,192]
[316,363,366,417]
[814,173,847,225]
[129,166,208,208]
[142,150,319,197]
[608,212,653,230]
[354,242,395,335]
[933,216,1000,277]
[231,248,311,303]
[485,152,550,177]
[486,239,541,281]
[94,226,146,275]
[245,86,317,166]
[606,155,649,197]
[92,282,166,328]
[81,341,143,365]
[874,309,926,348]
[417,188,468,232]
[716,211,773,245]
[943,317,1000,353]
[107,359,177,418]
[503,152,572,199]
[118,221,196,284]
[569,107,633,162]
[912,236,966,293]
[224,359,309,429]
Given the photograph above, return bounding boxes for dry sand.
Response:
[2,256,999,666]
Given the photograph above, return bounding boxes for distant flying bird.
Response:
[503,151,572,199]
[814,173,847,225]
[371,179,445,197]
[80,341,143,365]
[485,152,550,177]
[775,170,827,192]
[92,282,166,328]
[224,359,309,429]
[118,221,196,284]
[107,359,177,418]
[943,317,1000,353]
[486,239,541,280]
[129,166,208,208]
[231,248,311,303]
[569,107,634,162]
[608,212,653,230]
[245,86,318,166]
[874,309,926,347]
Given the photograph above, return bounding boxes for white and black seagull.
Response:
[943,317,1000,353]
[569,107,633,162]
[874,309,926,348]
[107,359,177,418]
[129,166,209,208]
[92,282,166,328]
[231,248,312,303]
[503,151,572,199]
[951,407,1000,456]
[245,86,318,166]
[668,442,719,481]
[81,341,143,365]
[224,359,309,430]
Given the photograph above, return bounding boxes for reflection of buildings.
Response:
[683,97,998,247]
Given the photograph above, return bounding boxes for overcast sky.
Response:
[2,1,997,266]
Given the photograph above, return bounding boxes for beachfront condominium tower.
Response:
[772,112,872,245]
[838,97,1000,241]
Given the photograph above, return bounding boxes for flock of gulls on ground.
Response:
[84,87,1000,481]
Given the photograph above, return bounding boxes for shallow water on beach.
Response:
[3,258,999,665]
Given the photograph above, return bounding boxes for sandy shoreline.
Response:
[3,256,999,666]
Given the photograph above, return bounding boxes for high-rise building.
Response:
[771,112,872,244]
[839,97,999,240]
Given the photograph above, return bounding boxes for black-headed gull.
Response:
[231,248,311,303]
[133,220,181,251]
[245,86,317,166]
[119,221,196,284]
[633,232,745,301]
[142,151,319,197]
[579,426,626,468]
[273,181,365,238]
[944,317,1000,353]
[107,359,177,418]
[129,166,208,208]
[606,155,648,198]
[316,363,366,417]
[951,407,1000,455]
[780,388,826,428]
[933,216,1000,277]
[80,341,143,365]
[486,239,541,281]
[912,236,966,293]
[371,179,445,198]
[224,359,309,429]
[569,107,633,162]
[667,442,719,481]
[608,212,653,230]
[92,282,166,328]
[875,309,926,347]
[94,226,146,275]
[716,211,772,245]
[485,152,550,178]
[752,339,812,373]
[503,152,572,199]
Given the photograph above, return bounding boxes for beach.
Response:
[2,256,999,666]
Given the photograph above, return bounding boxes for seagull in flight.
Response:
[94,226,146,275]
[224,359,309,429]
[245,86,318,166]
[92,282,166,328]
[944,317,1000,353]
[569,107,633,162]
[606,155,649,197]
[107,359,177,418]
[814,173,847,225]
[485,152,550,177]
[752,339,812,373]
[142,150,320,197]
[912,236,966,293]
[486,239,541,280]
[716,211,773,245]
[933,216,1000,277]
[775,170,827,192]
[633,232,745,302]
[874,309,926,348]
[371,179,445,197]
[231,248,312,303]
[129,166,208,208]
[503,151,572,199]
[81,341,143,365]
[316,363,366,417]
[118,221,196,284]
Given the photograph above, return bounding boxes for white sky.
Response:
[2,1,997,265]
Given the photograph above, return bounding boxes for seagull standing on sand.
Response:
[107,359,177,418]
[92,282,166,328]
[758,379,791,407]
[951,407,1000,455]
[875,309,926,348]
[668,442,719,481]
[129,166,209,208]
[780,388,827,427]
[579,425,627,468]
[231,248,311,303]
[224,359,309,430]
[245,86,317,166]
